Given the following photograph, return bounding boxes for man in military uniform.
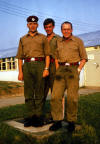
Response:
[16,15,50,127]
[49,21,87,132]
[43,18,61,123]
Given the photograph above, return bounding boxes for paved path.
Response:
[0,96,25,108]
[0,87,100,108]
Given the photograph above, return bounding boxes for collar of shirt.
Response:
[61,35,76,42]
[50,33,60,41]
[26,31,39,37]
[53,33,57,37]
[47,33,57,43]
[47,33,56,39]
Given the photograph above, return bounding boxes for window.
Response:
[0,57,17,71]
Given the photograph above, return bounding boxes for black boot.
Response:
[32,115,44,127]
[24,117,32,127]
[49,121,62,131]
[44,117,54,125]
[67,121,75,132]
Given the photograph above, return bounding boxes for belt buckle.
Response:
[65,63,70,66]
[31,57,35,61]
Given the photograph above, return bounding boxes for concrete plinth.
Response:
[5,119,73,144]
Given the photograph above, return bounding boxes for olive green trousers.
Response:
[51,65,79,122]
[44,62,56,98]
[23,61,45,117]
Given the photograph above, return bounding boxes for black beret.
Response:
[27,16,38,22]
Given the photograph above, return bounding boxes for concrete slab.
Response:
[6,119,52,133]
[5,119,72,138]
[4,119,73,144]
[5,119,56,139]
[6,118,74,132]
[5,119,80,134]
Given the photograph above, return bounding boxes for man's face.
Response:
[61,23,73,38]
[27,22,38,32]
[44,23,54,35]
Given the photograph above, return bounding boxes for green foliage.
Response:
[0,81,14,89]
[15,84,21,88]
[0,81,23,94]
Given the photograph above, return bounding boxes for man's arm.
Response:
[43,55,50,77]
[18,59,23,81]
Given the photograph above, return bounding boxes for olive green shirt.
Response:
[16,32,50,59]
[56,35,87,63]
[49,34,61,59]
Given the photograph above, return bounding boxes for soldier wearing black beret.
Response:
[27,15,38,23]
[16,16,50,127]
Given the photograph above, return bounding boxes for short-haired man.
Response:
[16,15,50,127]
[43,18,60,123]
[49,21,87,132]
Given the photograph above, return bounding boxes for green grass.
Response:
[73,92,100,144]
[0,81,14,88]
[0,81,13,93]
[0,81,23,95]
[0,93,100,144]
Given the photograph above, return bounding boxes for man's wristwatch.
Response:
[44,67,49,70]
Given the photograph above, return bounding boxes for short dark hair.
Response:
[43,18,55,27]
[61,21,73,30]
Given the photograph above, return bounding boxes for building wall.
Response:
[84,48,100,87]
[0,70,19,82]
[79,46,100,87]
[0,57,19,82]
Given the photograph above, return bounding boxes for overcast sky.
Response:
[0,0,100,50]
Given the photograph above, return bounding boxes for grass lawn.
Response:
[0,81,24,97]
[0,93,100,144]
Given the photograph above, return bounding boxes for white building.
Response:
[0,47,19,82]
[78,30,100,87]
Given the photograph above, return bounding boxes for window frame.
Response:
[0,57,17,71]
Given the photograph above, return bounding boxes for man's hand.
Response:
[18,71,24,81]
[78,59,86,74]
[77,68,81,74]
[43,69,49,77]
